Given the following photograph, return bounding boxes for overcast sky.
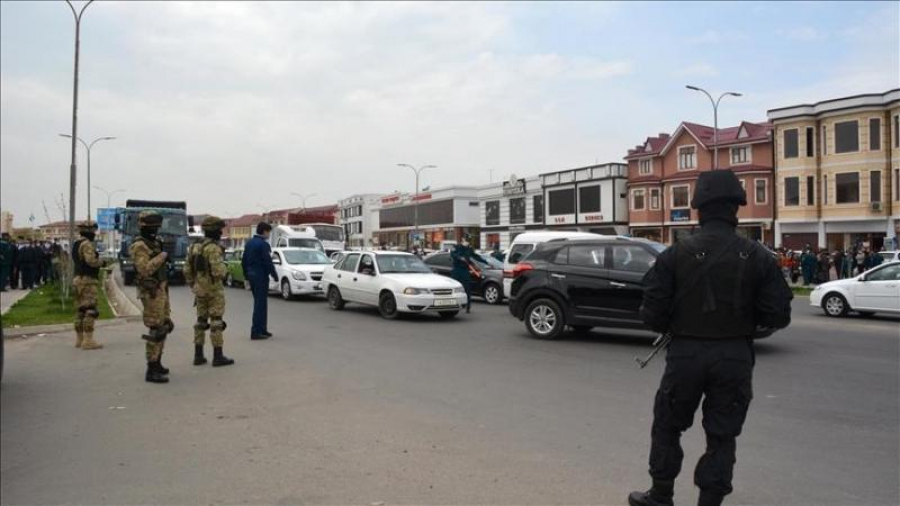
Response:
[1,1,897,227]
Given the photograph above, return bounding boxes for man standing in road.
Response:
[241,222,277,340]
[450,234,487,314]
[71,222,104,350]
[130,211,174,384]
[0,233,12,291]
[184,216,234,367]
[628,170,793,506]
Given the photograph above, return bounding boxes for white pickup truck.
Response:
[269,225,326,253]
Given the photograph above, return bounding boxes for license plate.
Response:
[433,298,457,307]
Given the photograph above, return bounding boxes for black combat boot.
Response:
[158,352,170,375]
[628,480,675,506]
[212,347,234,367]
[193,344,208,366]
[145,361,169,383]
[697,490,724,506]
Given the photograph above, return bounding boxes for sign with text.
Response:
[96,208,117,231]
[503,175,527,196]
[670,209,691,222]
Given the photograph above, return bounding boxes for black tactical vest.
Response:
[72,239,100,278]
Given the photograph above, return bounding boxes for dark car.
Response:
[508,237,666,339]
[423,251,505,304]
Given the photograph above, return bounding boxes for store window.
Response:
[533,195,544,223]
[509,197,526,224]
[548,188,576,216]
[578,185,601,213]
[485,201,500,226]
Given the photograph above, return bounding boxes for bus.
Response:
[292,223,345,256]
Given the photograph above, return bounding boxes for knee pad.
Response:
[194,317,210,331]
[142,326,168,343]
[84,306,99,318]
[210,319,227,332]
[163,318,175,334]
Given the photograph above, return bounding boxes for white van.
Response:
[502,231,608,296]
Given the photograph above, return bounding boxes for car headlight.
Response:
[292,271,307,281]
[453,286,465,294]
[403,287,429,295]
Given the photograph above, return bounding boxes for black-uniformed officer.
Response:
[629,170,793,506]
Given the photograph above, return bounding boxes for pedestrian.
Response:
[184,216,234,367]
[130,211,173,384]
[19,240,39,289]
[450,234,487,314]
[0,232,12,291]
[799,247,816,286]
[855,249,866,275]
[832,250,845,279]
[816,251,829,284]
[241,222,278,340]
[630,170,793,506]
[870,249,884,268]
[9,238,20,289]
[71,222,104,350]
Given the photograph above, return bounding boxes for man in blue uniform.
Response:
[450,234,487,314]
[242,222,278,340]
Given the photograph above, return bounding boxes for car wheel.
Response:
[525,298,564,340]
[570,325,593,334]
[822,293,848,317]
[328,286,345,310]
[482,282,502,305]
[225,273,233,287]
[281,279,293,301]
[378,292,399,320]
[439,311,459,320]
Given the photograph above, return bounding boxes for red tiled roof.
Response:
[229,214,261,227]
[625,133,670,159]
[626,121,772,159]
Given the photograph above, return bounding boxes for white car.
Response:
[322,251,467,319]
[810,261,900,317]
[878,251,899,263]
[268,248,331,300]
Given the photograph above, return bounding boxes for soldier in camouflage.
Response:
[129,210,173,383]
[72,221,104,350]
[184,215,234,367]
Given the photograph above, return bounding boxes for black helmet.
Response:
[691,169,747,209]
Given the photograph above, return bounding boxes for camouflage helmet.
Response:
[201,215,226,232]
[77,221,99,233]
[138,210,163,227]
[691,169,747,209]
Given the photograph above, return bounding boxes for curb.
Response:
[3,316,138,338]
[106,264,142,317]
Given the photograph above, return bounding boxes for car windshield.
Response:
[376,254,432,273]
[287,238,324,252]
[123,211,187,236]
[283,250,330,265]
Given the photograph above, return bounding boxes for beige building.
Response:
[0,211,13,234]
[768,89,900,251]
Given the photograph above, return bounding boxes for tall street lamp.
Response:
[685,85,742,170]
[93,185,124,248]
[290,192,317,211]
[64,0,94,248]
[60,134,116,220]
[398,163,436,248]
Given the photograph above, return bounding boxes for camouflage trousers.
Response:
[194,289,226,347]
[139,283,171,361]
[73,275,100,334]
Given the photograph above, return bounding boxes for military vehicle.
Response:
[116,200,190,285]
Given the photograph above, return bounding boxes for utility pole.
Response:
[397,163,436,249]
[685,85,742,170]
[64,0,94,248]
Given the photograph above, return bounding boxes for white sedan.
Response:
[810,261,900,317]
[268,248,332,300]
[322,251,467,319]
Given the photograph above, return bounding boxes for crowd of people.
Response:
[0,233,66,291]
[774,244,886,286]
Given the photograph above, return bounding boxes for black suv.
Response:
[508,237,666,339]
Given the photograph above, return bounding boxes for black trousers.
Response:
[649,338,754,497]
[21,264,36,289]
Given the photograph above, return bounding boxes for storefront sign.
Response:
[503,174,527,196]
[381,195,401,205]
[412,193,432,202]
[582,214,605,223]
[670,209,691,222]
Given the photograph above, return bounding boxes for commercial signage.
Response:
[670,209,691,222]
[381,195,402,205]
[503,174,527,196]
[96,208,117,231]
[411,193,432,202]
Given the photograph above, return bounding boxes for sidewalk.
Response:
[1,288,31,316]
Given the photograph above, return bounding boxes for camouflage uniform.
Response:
[72,222,103,350]
[184,216,233,367]
[130,211,173,383]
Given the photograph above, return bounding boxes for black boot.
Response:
[212,347,234,367]
[193,344,208,366]
[698,490,724,506]
[628,480,674,506]
[158,352,170,375]
[145,361,169,383]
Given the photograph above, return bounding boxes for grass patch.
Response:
[2,272,115,328]
[791,286,814,296]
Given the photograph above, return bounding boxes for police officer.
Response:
[629,170,792,506]
[450,234,487,314]
[130,211,174,384]
[72,221,104,350]
[184,216,234,367]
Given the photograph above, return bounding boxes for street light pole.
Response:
[64,0,94,248]
[398,163,436,249]
[60,134,116,220]
[290,192,317,211]
[685,85,742,170]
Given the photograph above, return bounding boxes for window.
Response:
[552,247,568,265]
[784,177,799,206]
[895,169,900,201]
[835,120,859,153]
[806,176,815,206]
[507,244,534,264]
[821,125,827,155]
[783,129,799,158]
[806,127,814,157]
[340,253,360,272]
[870,171,881,203]
[425,253,452,267]
[509,197,526,224]
[823,175,828,205]
[865,264,900,282]
[548,188,575,216]
[485,201,500,226]
[632,189,645,210]
[611,245,655,273]
[569,245,606,268]
[755,179,767,205]
[639,159,652,174]
[895,115,899,148]
[678,146,696,170]
[731,146,749,165]
[869,118,881,151]
[357,254,375,274]
[533,195,544,223]
[835,172,860,204]
[578,185,601,213]
[672,185,690,208]
[650,188,660,210]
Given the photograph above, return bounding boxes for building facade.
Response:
[372,186,481,250]
[539,163,630,236]
[225,214,261,249]
[338,194,383,249]
[625,121,775,244]
[768,89,899,251]
[0,211,13,234]
[477,175,544,250]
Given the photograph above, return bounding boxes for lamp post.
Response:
[64,0,95,248]
[398,163,436,248]
[60,134,116,220]
[685,85,742,170]
[290,192,317,211]
[93,185,124,249]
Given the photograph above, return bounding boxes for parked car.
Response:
[268,248,331,300]
[810,261,900,317]
[423,251,505,304]
[322,251,467,319]
[508,237,665,339]
[502,231,608,298]
[224,248,247,288]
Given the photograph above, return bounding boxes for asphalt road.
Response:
[2,278,898,505]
